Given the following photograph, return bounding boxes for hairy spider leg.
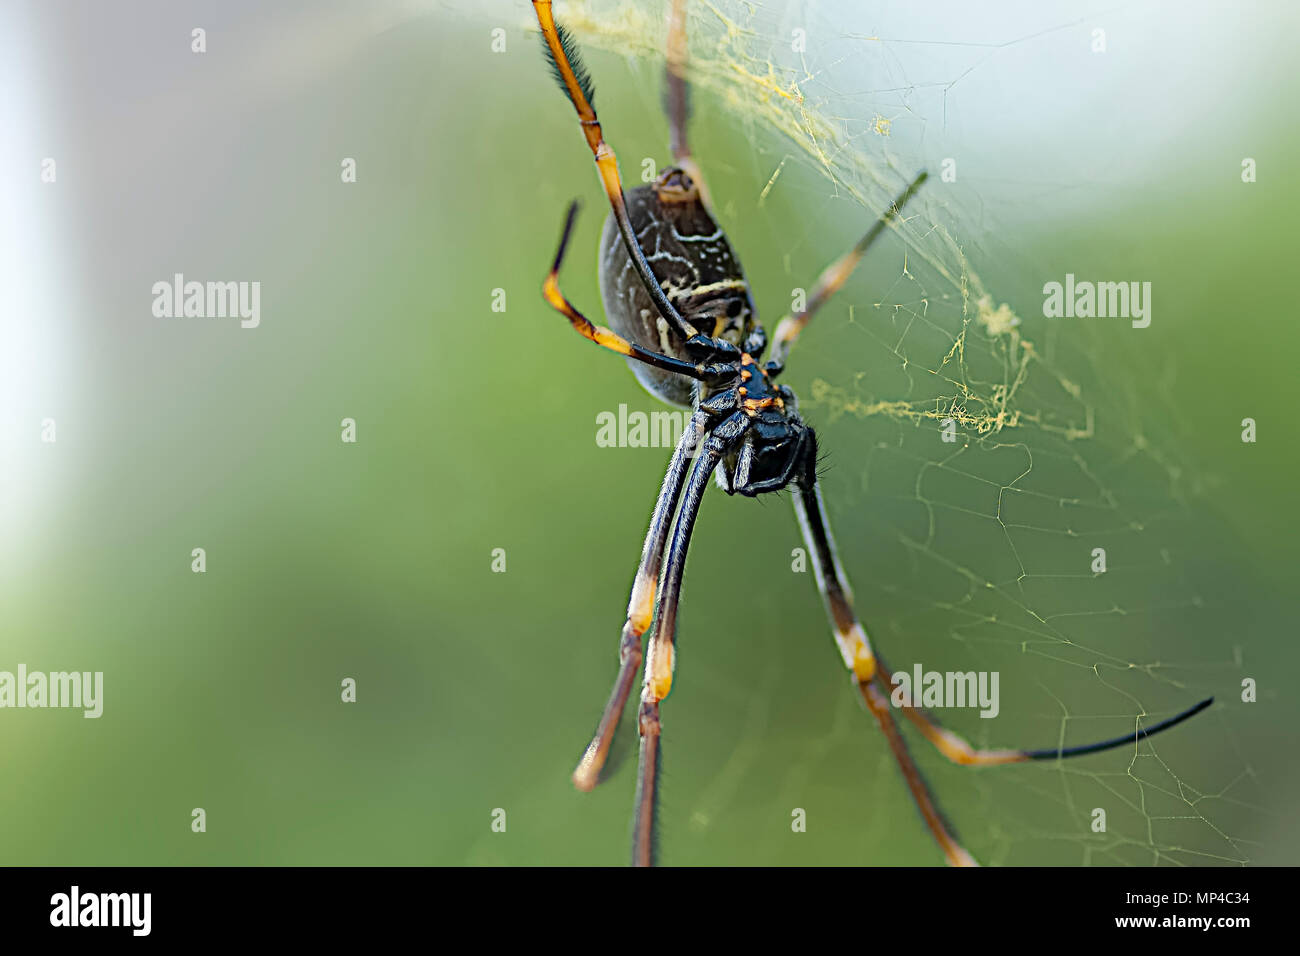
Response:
[791,432,978,867]
[543,201,732,382]
[793,434,1214,864]
[633,411,750,866]
[664,0,711,209]
[572,410,710,792]
[770,171,929,369]
[535,1,708,348]
[872,654,1214,766]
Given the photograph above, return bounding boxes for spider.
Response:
[531,0,1213,866]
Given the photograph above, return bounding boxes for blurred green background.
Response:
[2,0,1297,865]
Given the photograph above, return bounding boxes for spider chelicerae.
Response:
[531,0,1212,866]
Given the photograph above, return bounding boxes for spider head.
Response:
[712,356,808,496]
[729,409,808,497]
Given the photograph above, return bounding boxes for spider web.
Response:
[550,0,1266,866]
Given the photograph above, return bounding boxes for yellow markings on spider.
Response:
[833,622,876,682]
[645,642,674,701]
[628,573,656,635]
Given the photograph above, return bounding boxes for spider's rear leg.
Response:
[663,0,712,209]
[533,0,703,345]
[791,429,978,867]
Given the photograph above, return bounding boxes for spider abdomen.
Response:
[598,167,757,408]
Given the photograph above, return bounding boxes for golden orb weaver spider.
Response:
[531,0,1212,866]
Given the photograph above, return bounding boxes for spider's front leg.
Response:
[789,430,1213,864]
[572,409,711,791]
[632,409,750,866]
[791,428,979,867]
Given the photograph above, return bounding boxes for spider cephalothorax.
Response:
[531,0,1212,867]
[700,352,809,497]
